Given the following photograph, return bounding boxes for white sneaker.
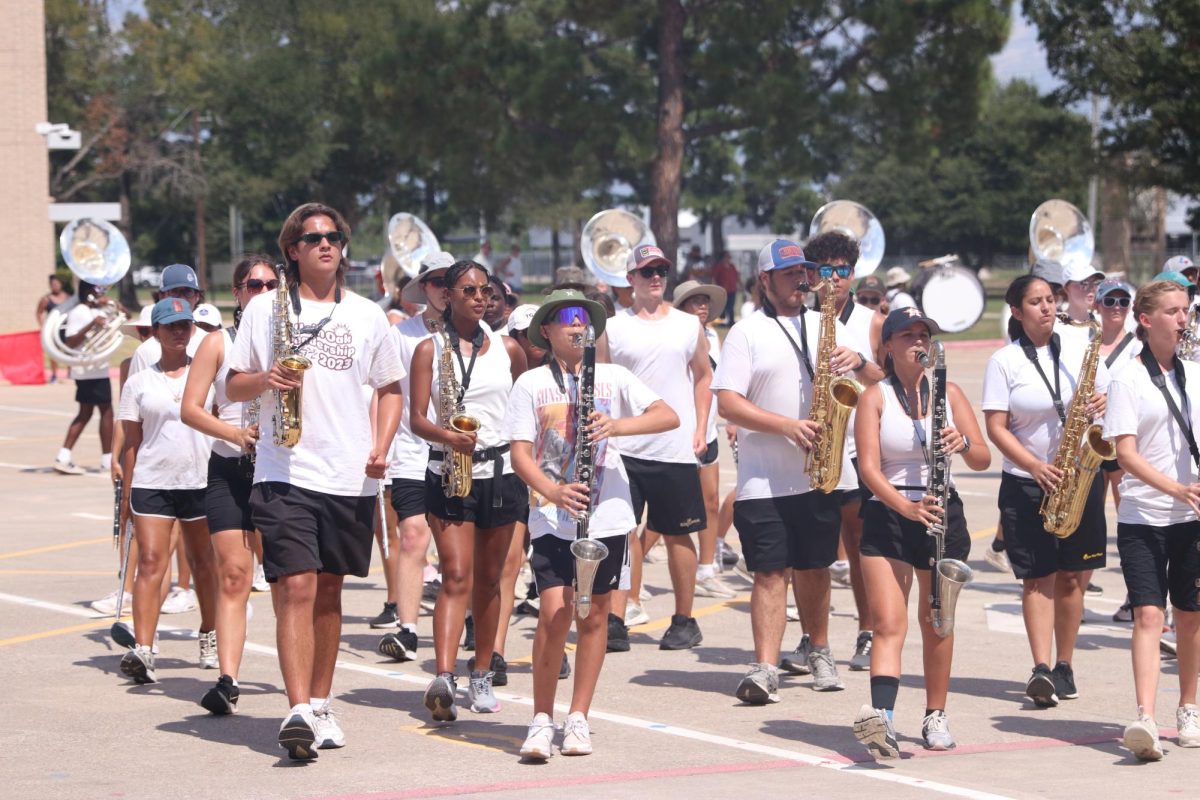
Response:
[644,542,668,564]
[786,603,800,622]
[639,585,651,603]
[829,560,851,587]
[251,565,269,593]
[625,601,650,627]
[198,629,218,669]
[520,712,555,760]
[278,705,319,761]
[695,573,737,599]
[313,700,346,749]
[1178,704,1200,747]
[983,545,1011,573]
[90,589,131,616]
[468,670,500,713]
[561,711,592,755]
[161,586,198,614]
[53,458,85,475]
[1123,715,1163,761]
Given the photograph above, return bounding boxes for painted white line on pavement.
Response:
[0,461,108,479]
[0,405,74,417]
[73,512,110,521]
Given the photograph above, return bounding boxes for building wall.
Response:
[0,0,53,336]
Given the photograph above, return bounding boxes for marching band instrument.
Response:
[570,325,608,619]
[1179,304,1200,360]
[438,327,480,498]
[911,255,986,333]
[808,200,885,279]
[804,273,863,492]
[1039,318,1116,537]
[377,482,390,560]
[112,519,133,629]
[383,213,440,287]
[581,209,656,288]
[922,342,973,637]
[41,218,131,369]
[1029,199,1094,274]
[271,268,311,448]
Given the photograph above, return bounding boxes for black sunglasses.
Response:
[240,278,279,291]
[857,294,882,307]
[808,263,853,279]
[298,231,346,245]
[635,265,670,279]
[458,283,496,299]
[423,275,447,288]
[1099,295,1131,308]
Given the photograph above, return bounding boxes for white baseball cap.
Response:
[1164,255,1196,274]
[1062,261,1104,284]
[122,305,154,331]
[507,303,538,333]
[194,303,224,327]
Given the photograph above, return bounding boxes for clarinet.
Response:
[574,325,598,533]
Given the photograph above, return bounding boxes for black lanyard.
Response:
[838,296,854,325]
[772,311,813,381]
[1104,332,1135,369]
[548,359,578,399]
[889,374,932,466]
[1138,348,1200,470]
[1019,333,1066,425]
[447,325,486,405]
[289,281,341,354]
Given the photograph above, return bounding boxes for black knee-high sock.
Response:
[870,675,900,711]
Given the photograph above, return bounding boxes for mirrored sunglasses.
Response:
[554,305,590,326]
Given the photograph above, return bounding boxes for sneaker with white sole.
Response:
[378,629,419,662]
[1177,704,1200,747]
[695,573,737,599]
[625,601,650,627]
[808,646,844,691]
[735,663,780,705]
[369,602,399,629]
[161,586,198,614]
[1112,601,1133,622]
[1123,715,1163,761]
[251,565,269,593]
[198,629,218,669]
[424,673,458,722]
[119,645,156,684]
[922,709,956,750]
[1025,663,1058,707]
[278,705,319,760]
[785,603,800,622]
[201,674,239,715]
[53,458,85,475]
[853,705,899,759]
[560,711,592,755]
[639,585,651,603]
[983,545,1011,573]
[313,700,346,749]
[468,670,500,713]
[90,589,132,616]
[849,631,873,671]
[520,712,555,760]
[1160,631,1178,657]
[779,634,812,675]
[829,560,851,587]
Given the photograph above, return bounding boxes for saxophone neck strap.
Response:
[771,311,814,381]
[447,324,485,405]
[1138,348,1200,470]
[837,295,854,325]
[288,280,341,354]
[1019,332,1066,425]
[889,374,932,466]
[1105,332,1135,368]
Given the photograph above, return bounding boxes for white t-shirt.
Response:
[981,336,1111,478]
[1102,332,1143,378]
[228,288,405,497]
[427,327,514,479]
[888,289,916,310]
[210,328,253,459]
[739,300,756,321]
[838,299,877,463]
[505,363,659,540]
[711,309,851,500]
[386,315,439,481]
[703,327,721,445]
[65,304,109,381]
[129,327,206,375]
[606,306,702,463]
[500,255,523,292]
[118,364,213,490]
[1104,357,1200,526]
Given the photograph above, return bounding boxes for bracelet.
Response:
[960,434,971,453]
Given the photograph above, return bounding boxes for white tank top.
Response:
[875,378,956,501]
[429,327,513,477]
[212,327,251,459]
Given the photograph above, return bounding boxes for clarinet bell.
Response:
[570,538,609,619]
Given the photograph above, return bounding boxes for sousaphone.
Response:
[383,213,440,287]
[581,209,656,288]
[808,200,885,279]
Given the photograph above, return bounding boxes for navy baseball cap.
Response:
[151,297,194,325]
[757,239,816,273]
[882,306,942,340]
[160,263,200,292]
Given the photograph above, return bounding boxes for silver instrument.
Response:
[1029,199,1094,275]
[808,200,885,279]
[570,325,608,618]
[1179,305,1200,360]
[581,209,656,288]
[377,481,390,560]
[383,213,440,286]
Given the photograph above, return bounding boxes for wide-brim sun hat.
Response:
[527,289,608,350]
[401,251,456,304]
[672,280,727,313]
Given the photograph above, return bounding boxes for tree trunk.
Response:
[551,226,561,271]
[1100,164,1131,277]
[117,173,138,310]
[711,211,726,257]
[649,0,686,291]
[192,111,208,290]
[572,217,584,268]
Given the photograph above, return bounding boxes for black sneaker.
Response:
[467,652,508,687]
[1086,582,1103,596]
[559,652,571,680]
[660,614,702,650]
[606,613,630,653]
[514,599,540,617]
[1025,663,1059,707]
[369,601,399,629]
[1052,660,1078,700]
[377,628,418,662]
[463,615,476,650]
[718,540,742,569]
[201,674,239,715]
[779,634,812,675]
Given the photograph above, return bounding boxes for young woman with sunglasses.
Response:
[409,260,528,722]
[1092,279,1142,516]
[179,254,277,714]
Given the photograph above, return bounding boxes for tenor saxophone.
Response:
[804,283,863,492]
[1039,319,1116,537]
[271,268,312,448]
[438,327,480,498]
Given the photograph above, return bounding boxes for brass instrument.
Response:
[382,213,440,287]
[1029,200,1094,274]
[1179,304,1200,360]
[271,268,311,448]
[438,328,481,498]
[804,278,863,492]
[808,200,885,278]
[581,209,656,288]
[1039,318,1116,537]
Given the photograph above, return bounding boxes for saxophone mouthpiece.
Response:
[917,350,931,368]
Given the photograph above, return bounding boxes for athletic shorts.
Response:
[206,452,254,533]
[1100,458,1121,474]
[424,470,526,529]
[530,533,628,597]
[839,456,869,507]
[250,481,375,582]
[860,492,970,569]
[76,377,111,406]
[389,477,426,521]
[998,471,1107,579]
[623,455,706,535]
[1117,520,1200,612]
[130,487,206,522]
[698,438,719,467]
[733,491,841,572]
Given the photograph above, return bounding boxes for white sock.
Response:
[697,563,717,581]
[309,696,327,711]
[230,677,239,687]
[57,447,71,463]
[401,623,417,634]
[832,559,850,570]
[290,702,312,715]
[99,453,112,470]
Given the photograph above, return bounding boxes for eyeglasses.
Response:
[298,231,346,245]
[1073,277,1102,289]
[423,276,447,289]
[458,283,496,299]
[240,278,279,292]
[1100,296,1131,308]
[857,294,883,307]
[165,287,199,299]
[810,263,853,279]
[635,265,670,280]
[554,305,590,326]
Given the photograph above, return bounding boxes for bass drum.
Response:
[912,265,986,334]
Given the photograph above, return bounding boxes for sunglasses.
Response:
[554,305,590,326]
[635,265,670,280]
[240,278,279,291]
[857,294,883,307]
[458,283,496,299]
[808,263,853,279]
[298,231,346,245]
[1099,295,1131,308]
[422,275,447,288]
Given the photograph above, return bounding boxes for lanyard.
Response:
[838,295,854,325]
[1104,332,1135,369]
[889,374,932,466]
[447,325,485,405]
[289,281,341,354]
[772,311,813,381]
[1019,333,1066,425]
[548,359,578,399]
[1138,348,1200,470]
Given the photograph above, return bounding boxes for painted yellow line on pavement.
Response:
[506,641,575,667]
[0,537,109,561]
[398,724,524,753]
[970,526,997,541]
[0,619,110,648]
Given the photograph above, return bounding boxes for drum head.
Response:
[915,266,985,333]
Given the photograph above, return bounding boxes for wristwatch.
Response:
[960,435,972,453]
[854,352,867,371]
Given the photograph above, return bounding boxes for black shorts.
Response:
[250,482,376,582]
[130,487,207,522]
[1117,521,1200,612]
[998,471,1107,579]
[733,491,841,572]
[389,477,426,521]
[76,377,111,406]
[698,438,719,467]
[860,492,971,569]
[624,455,706,535]
[530,534,628,596]
[423,470,526,529]
[1100,458,1122,474]
[206,452,254,533]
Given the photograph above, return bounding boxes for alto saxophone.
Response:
[271,268,311,448]
[804,283,863,492]
[1039,318,1117,537]
[438,327,480,498]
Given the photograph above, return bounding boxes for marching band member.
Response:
[116,298,217,683]
[851,308,990,758]
[1096,279,1141,511]
[605,245,712,652]
[128,264,207,375]
[53,280,117,475]
[982,274,1109,708]
[1102,280,1200,760]
[408,260,528,722]
[180,254,277,714]
[507,289,677,759]
[227,203,404,760]
[713,240,853,703]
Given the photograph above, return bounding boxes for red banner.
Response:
[0,330,48,385]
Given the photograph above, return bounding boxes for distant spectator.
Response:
[710,251,739,325]
[473,239,493,269]
[739,275,759,320]
[855,275,888,315]
[684,245,711,282]
[485,273,512,331]
[884,266,916,310]
[496,244,523,292]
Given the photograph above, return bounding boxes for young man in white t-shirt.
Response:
[128,264,208,376]
[506,289,678,759]
[227,203,405,761]
[604,244,713,652]
[713,239,860,703]
[53,281,117,475]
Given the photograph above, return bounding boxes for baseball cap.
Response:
[1062,261,1104,284]
[151,297,194,325]
[882,306,942,341]
[1164,255,1197,275]
[1153,270,1193,289]
[1031,259,1064,287]
[626,244,672,273]
[1096,278,1134,300]
[507,303,538,333]
[160,263,199,292]
[194,303,223,327]
[757,239,815,273]
[857,275,886,295]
